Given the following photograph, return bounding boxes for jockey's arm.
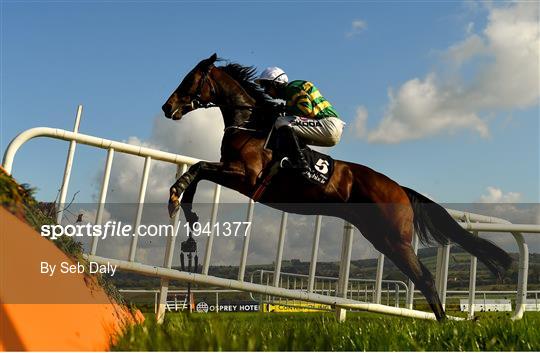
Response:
[287,90,314,117]
[260,98,286,118]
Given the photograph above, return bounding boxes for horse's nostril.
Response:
[162,103,173,117]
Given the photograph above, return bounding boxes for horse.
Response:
[161,53,512,321]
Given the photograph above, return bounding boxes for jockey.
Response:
[255,66,345,171]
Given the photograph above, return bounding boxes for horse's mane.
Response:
[218,62,271,105]
[216,61,276,133]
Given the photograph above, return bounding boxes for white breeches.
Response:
[274,116,345,147]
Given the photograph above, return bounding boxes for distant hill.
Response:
[111,246,540,291]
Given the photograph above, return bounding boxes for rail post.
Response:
[308,215,322,292]
[335,221,354,322]
[406,232,419,309]
[91,147,115,255]
[157,164,188,323]
[57,105,83,223]
[467,231,479,319]
[128,156,152,262]
[511,232,529,320]
[202,184,222,275]
[238,199,255,281]
[273,212,288,287]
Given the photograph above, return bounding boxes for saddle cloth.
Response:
[300,148,334,185]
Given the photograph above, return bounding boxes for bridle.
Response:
[191,67,219,109]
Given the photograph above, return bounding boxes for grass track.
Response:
[113,312,540,351]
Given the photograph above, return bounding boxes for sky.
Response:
[1,1,539,264]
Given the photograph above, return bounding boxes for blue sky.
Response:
[2,0,539,207]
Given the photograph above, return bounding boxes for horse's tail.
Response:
[403,186,512,279]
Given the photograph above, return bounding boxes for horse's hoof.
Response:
[168,199,179,218]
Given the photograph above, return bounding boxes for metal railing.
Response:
[3,105,539,321]
[249,270,408,308]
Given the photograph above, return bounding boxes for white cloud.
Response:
[352,20,367,30]
[446,34,487,66]
[347,19,367,37]
[479,186,522,203]
[466,2,540,109]
[102,108,225,204]
[366,74,490,143]
[352,106,368,138]
[466,21,475,35]
[361,2,539,144]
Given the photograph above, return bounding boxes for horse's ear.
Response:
[198,53,218,72]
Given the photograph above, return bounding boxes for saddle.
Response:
[252,129,335,201]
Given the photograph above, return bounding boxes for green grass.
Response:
[112,312,540,351]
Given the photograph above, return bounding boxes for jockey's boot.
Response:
[276,126,310,172]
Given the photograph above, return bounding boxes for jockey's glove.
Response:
[260,100,286,116]
[273,103,286,114]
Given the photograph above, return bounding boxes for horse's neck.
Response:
[212,68,273,168]
[219,106,251,128]
[213,70,255,128]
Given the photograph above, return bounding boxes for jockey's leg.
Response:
[273,116,344,170]
[275,125,310,171]
[275,116,344,147]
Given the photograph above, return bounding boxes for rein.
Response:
[192,101,261,133]
[224,125,259,133]
[194,101,256,111]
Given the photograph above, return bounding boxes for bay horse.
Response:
[161,53,511,321]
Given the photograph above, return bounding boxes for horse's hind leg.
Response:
[351,210,446,321]
[385,242,446,321]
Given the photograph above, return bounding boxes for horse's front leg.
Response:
[168,161,249,218]
[169,162,204,218]
[179,179,200,228]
